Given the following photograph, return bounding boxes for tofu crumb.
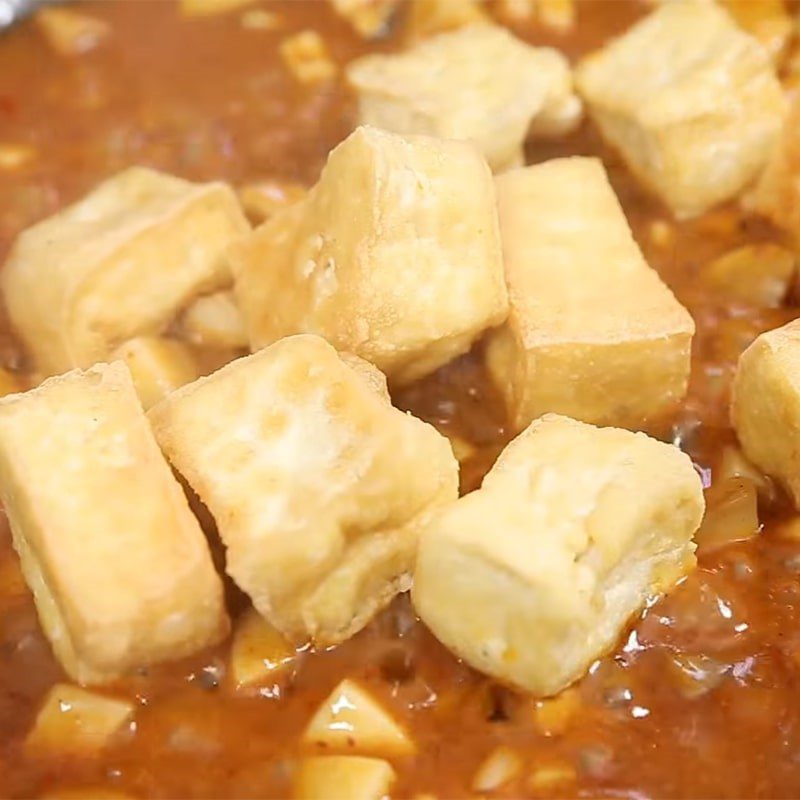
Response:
[280,31,338,84]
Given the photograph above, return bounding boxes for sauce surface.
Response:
[2,2,800,797]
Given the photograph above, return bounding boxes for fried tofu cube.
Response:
[178,291,248,350]
[112,336,200,410]
[346,25,582,172]
[148,335,458,645]
[1,167,249,376]
[329,0,400,38]
[731,319,800,508]
[412,414,705,696]
[0,362,229,685]
[575,2,786,218]
[295,756,396,800]
[229,126,508,386]
[753,97,800,244]
[303,679,415,755]
[486,158,694,433]
[26,684,133,756]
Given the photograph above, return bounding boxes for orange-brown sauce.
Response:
[2,1,800,797]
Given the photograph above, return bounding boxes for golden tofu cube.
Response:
[486,158,694,433]
[575,3,786,218]
[180,0,260,16]
[178,291,248,350]
[280,31,337,85]
[230,606,297,689]
[34,7,110,57]
[26,684,133,756]
[229,126,508,386]
[731,319,800,508]
[148,335,458,645]
[721,0,793,61]
[302,679,415,755]
[1,167,249,376]
[412,414,705,696]
[112,336,200,410]
[754,97,800,244]
[294,756,396,800]
[346,25,582,172]
[0,362,229,685]
[329,0,400,38]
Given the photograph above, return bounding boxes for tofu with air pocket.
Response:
[0,362,229,685]
[413,414,705,696]
[148,334,459,646]
[575,2,786,218]
[1,167,250,376]
[486,157,694,433]
[229,126,508,386]
[346,24,582,172]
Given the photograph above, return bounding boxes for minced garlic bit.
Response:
[472,745,523,792]
[0,144,36,171]
[240,9,283,30]
[329,0,400,38]
[34,7,110,57]
[280,30,337,85]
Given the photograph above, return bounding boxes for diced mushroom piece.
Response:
[732,319,800,509]
[112,337,199,410]
[229,126,508,386]
[178,291,248,350]
[347,25,582,172]
[413,414,705,696]
[486,157,694,433]
[576,3,786,218]
[472,746,523,792]
[34,7,110,57]
[1,167,249,377]
[405,0,488,40]
[753,96,800,244]
[694,477,760,555]
[180,0,260,17]
[237,179,307,225]
[280,31,338,85]
[294,756,396,800]
[230,607,297,689]
[0,363,229,684]
[148,335,458,646]
[328,0,400,38]
[303,679,415,755]
[25,684,133,756]
[702,243,796,308]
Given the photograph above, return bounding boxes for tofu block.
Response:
[303,679,415,755]
[178,291,248,350]
[329,0,400,37]
[112,336,200,410]
[346,25,582,172]
[0,362,229,685]
[1,167,250,376]
[575,2,786,218]
[412,414,705,696]
[26,684,133,755]
[753,97,800,244]
[229,606,297,689]
[486,158,694,433]
[229,126,508,386]
[731,319,800,508]
[148,334,458,645]
[295,757,396,800]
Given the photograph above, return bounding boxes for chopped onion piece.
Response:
[695,477,760,555]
